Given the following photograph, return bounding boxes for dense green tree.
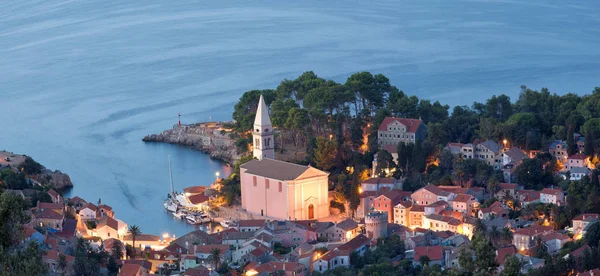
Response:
[585,223,600,248]
[232,89,276,131]
[485,94,513,121]
[0,192,27,248]
[514,158,554,190]
[500,255,522,276]
[18,157,43,175]
[313,137,338,171]
[0,169,28,190]
[375,150,395,177]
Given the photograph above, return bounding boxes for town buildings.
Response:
[377,117,427,146]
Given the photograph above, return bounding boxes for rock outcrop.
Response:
[30,169,73,190]
[143,122,240,163]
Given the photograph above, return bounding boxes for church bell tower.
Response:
[253,95,274,160]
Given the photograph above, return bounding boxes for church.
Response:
[240,95,330,221]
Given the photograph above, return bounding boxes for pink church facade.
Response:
[240,159,329,221]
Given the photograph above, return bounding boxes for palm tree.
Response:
[501,227,513,246]
[489,226,501,246]
[57,253,67,276]
[474,218,487,234]
[209,248,222,270]
[128,225,141,258]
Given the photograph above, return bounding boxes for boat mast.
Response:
[168,154,174,195]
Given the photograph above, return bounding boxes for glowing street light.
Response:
[215,172,220,178]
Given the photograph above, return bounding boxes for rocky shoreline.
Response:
[0,151,73,190]
[142,122,240,164]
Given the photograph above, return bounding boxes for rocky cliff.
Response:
[142,123,240,164]
[30,169,73,190]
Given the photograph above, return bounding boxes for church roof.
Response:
[241,159,327,180]
[253,94,272,127]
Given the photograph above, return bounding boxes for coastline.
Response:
[0,150,73,191]
[142,122,240,164]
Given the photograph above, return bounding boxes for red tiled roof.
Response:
[540,188,563,196]
[359,191,378,198]
[238,219,265,228]
[579,268,600,276]
[98,204,113,211]
[98,216,119,230]
[571,245,592,258]
[188,194,209,205]
[440,210,464,220]
[427,200,448,208]
[37,202,64,210]
[36,208,63,220]
[383,145,398,154]
[362,177,396,185]
[542,232,570,242]
[123,234,159,242]
[573,213,599,221]
[189,244,231,255]
[319,250,341,261]
[81,203,98,211]
[44,250,74,263]
[183,186,207,194]
[185,266,210,276]
[103,238,124,251]
[69,196,87,205]
[453,194,473,203]
[569,153,587,160]
[378,117,423,133]
[513,225,553,236]
[414,246,443,261]
[496,246,517,264]
[446,142,465,148]
[411,205,425,212]
[23,226,38,238]
[123,260,152,270]
[338,234,370,252]
[118,263,143,276]
[422,184,450,197]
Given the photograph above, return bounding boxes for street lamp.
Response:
[215,172,220,178]
[503,139,508,148]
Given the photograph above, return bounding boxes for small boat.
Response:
[172,210,186,219]
[163,200,177,213]
[199,214,211,223]
[220,220,235,228]
[186,215,201,225]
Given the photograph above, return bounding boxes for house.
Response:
[269,220,317,246]
[312,234,371,272]
[572,213,600,238]
[413,246,444,267]
[495,183,518,200]
[221,230,253,247]
[518,190,540,206]
[579,269,600,276]
[241,96,329,220]
[374,190,411,222]
[68,196,87,210]
[542,233,570,255]
[451,194,476,215]
[94,216,120,240]
[97,204,114,218]
[411,184,455,205]
[122,234,161,250]
[245,261,305,276]
[22,226,44,245]
[502,148,528,166]
[334,219,360,242]
[377,117,427,146]
[409,205,426,228]
[43,250,75,275]
[356,191,378,219]
[496,246,518,271]
[184,265,210,276]
[104,238,127,258]
[478,201,508,220]
[118,263,148,276]
[444,143,464,155]
[48,189,62,204]
[187,194,210,211]
[33,208,64,231]
[570,167,591,180]
[549,140,568,160]
[476,140,502,168]
[422,214,462,233]
[540,187,565,206]
[361,177,397,192]
[515,254,545,273]
[79,203,98,221]
[393,201,412,226]
[513,225,554,251]
[238,220,265,233]
[565,153,589,171]
[460,143,475,159]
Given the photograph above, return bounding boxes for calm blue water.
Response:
[1,0,599,235]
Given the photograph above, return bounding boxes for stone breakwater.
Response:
[142,122,240,164]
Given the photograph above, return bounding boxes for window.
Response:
[265,179,270,189]
[278,182,282,192]
[253,176,257,187]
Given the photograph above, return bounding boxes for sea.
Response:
[1,0,599,236]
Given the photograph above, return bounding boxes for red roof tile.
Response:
[238,219,265,228]
[44,250,74,263]
[81,202,97,211]
[338,234,370,252]
[414,246,443,261]
[573,213,599,221]
[36,208,63,220]
[118,263,143,276]
[513,225,553,236]
[378,117,423,133]
[453,194,474,203]
[579,268,600,276]
[540,188,563,196]
[496,246,517,264]
[183,186,207,194]
[37,202,64,210]
[571,245,592,258]
[188,194,209,205]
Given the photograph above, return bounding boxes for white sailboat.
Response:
[163,154,178,213]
